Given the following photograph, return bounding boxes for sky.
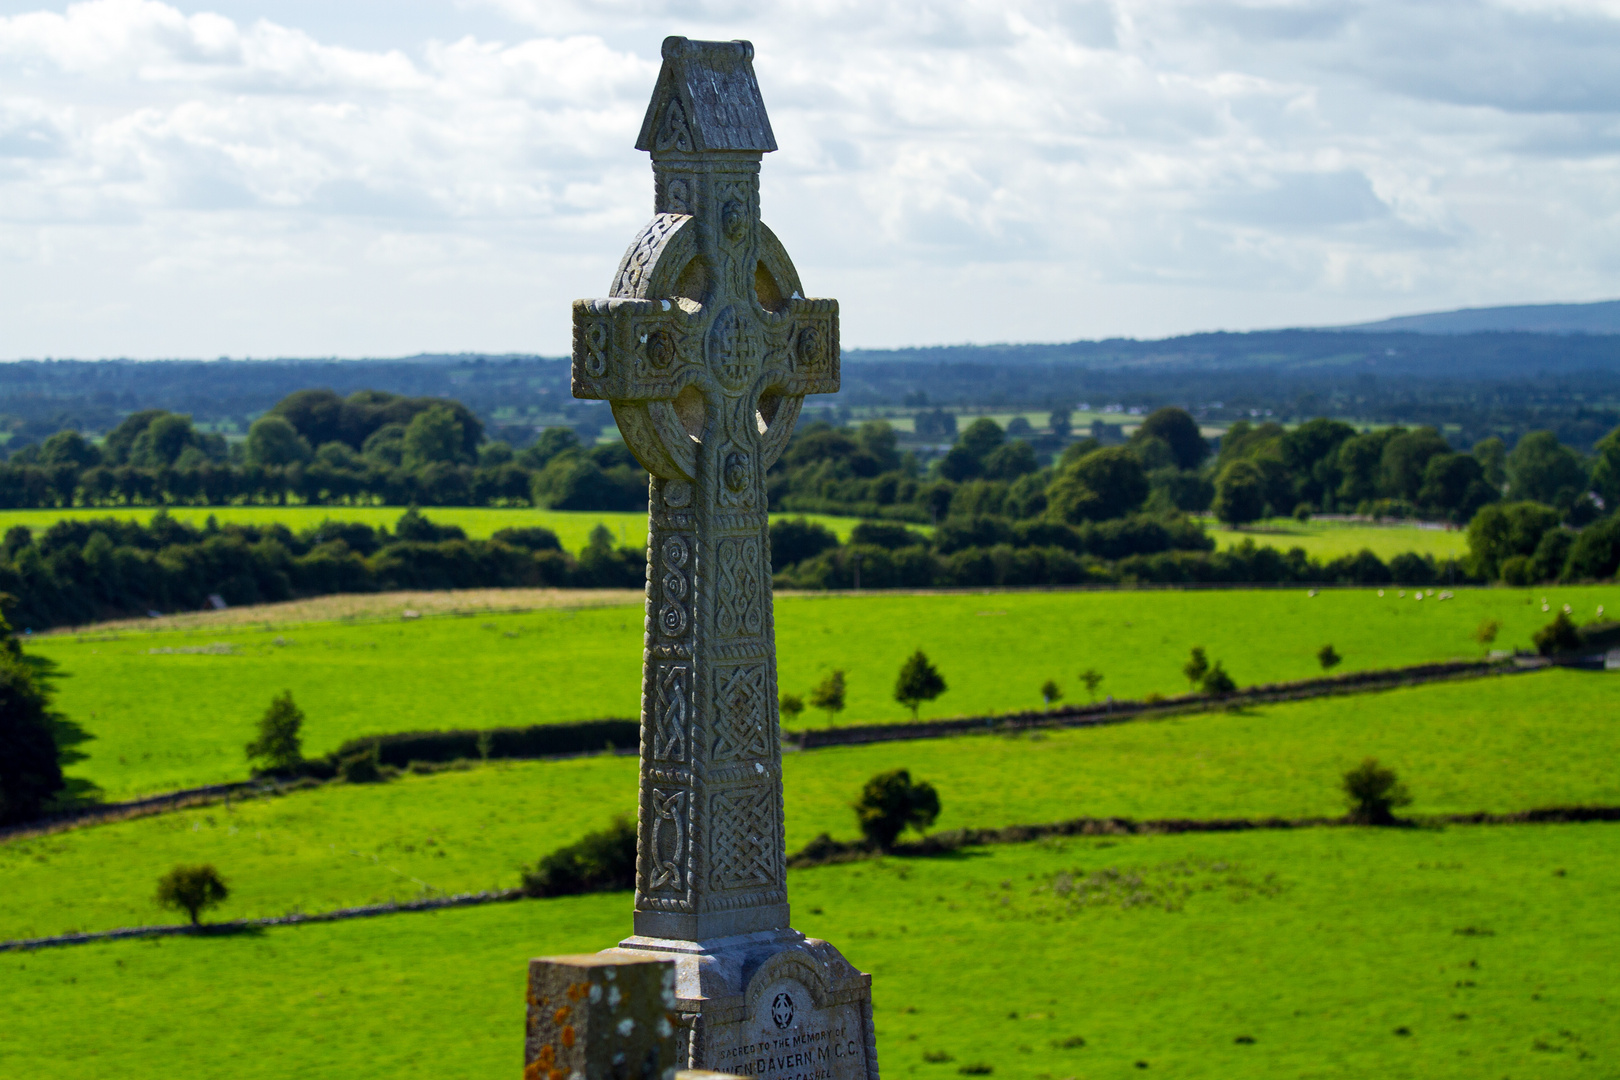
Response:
[1,0,1619,359]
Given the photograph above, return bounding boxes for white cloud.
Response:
[0,0,1618,357]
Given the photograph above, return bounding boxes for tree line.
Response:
[0,388,646,512]
[0,510,643,632]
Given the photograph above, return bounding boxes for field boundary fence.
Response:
[8,804,1616,954]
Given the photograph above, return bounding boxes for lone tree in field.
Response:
[1080,668,1104,702]
[779,692,805,721]
[854,769,941,851]
[1533,611,1582,656]
[1201,661,1236,696]
[1040,679,1063,709]
[1182,647,1209,692]
[894,650,947,720]
[1317,644,1342,672]
[1474,618,1502,646]
[1342,758,1412,825]
[155,864,229,926]
[245,690,304,775]
[809,670,847,727]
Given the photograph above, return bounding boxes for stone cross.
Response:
[567,36,876,1079]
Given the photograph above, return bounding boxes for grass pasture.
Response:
[35,584,1620,800]
[6,668,1616,943]
[0,505,865,555]
[1208,517,1470,561]
[2,824,1615,1079]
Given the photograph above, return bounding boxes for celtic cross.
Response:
[573,36,839,942]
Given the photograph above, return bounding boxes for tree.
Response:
[0,627,64,826]
[1474,618,1502,646]
[1133,407,1208,470]
[1048,447,1150,523]
[809,670,846,726]
[1048,407,1073,439]
[1201,662,1236,696]
[1465,501,1561,580]
[155,864,229,926]
[1506,431,1588,508]
[246,414,313,467]
[853,769,940,850]
[1182,646,1209,691]
[403,405,469,469]
[1317,644,1342,672]
[1341,758,1411,825]
[1079,668,1104,702]
[245,691,304,775]
[894,650,947,720]
[1533,611,1582,656]
[779,693,805,721]
[1040,679,1063,709]
[1212,460,1266,526]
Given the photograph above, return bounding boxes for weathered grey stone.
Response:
[525,952,681,1080]
[564,34,878,1079]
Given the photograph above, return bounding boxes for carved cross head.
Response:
[572,36,839,508]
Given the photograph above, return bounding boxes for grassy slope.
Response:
[0,506,865,554]
[6,668,1615,942]
[37,584,1620,799]
[1207,518,1470,560]
[2,825,1614,1080]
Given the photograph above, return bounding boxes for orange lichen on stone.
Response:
[561,1025,576,1048]
[536,1045,556,1068]
[523,1061,543,1080]
[567,982,590,1001]
[553,1006,572,1025]
[547,1070,565,1080]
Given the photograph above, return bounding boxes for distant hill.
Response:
[1335,299,1620,335]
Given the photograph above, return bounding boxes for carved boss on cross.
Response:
[571,37,838,498]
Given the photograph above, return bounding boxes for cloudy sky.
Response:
[1,0,1618,358]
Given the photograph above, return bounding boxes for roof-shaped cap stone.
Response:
[635,36,777,154]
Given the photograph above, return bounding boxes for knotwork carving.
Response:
[653,662,689,762]
[708,786,778,891]
[658,534,691,638]
[712,664,770,761]
[647,787,688,892]
[707,306,760,391]
[715,537,762,637]
[656,99,693,152]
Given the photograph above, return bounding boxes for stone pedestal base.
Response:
[615,929,878,1080]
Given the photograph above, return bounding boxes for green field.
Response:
[7,668,1615,942]
[1208,518,1470,561]
[3,824,1614,1079]
[0,506,864,554]
[36,584,1619,800]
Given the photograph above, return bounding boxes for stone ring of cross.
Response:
[571,36,840,495]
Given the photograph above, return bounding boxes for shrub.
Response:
[1201,662,1236,696]
[779,693,805,721]
[1039,679,1062,709]
[1342,758,1412,825]
[245,690,304,775]
[854,769,940,850]
[1474,618,1502,646]
[894,650,947,720]
[1182,646,1208,691]
[522,816,637,897]
[1317,644,1342,672]
[1533,611,1583,656]
[338,742,385,783]
[155,864,229,925]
